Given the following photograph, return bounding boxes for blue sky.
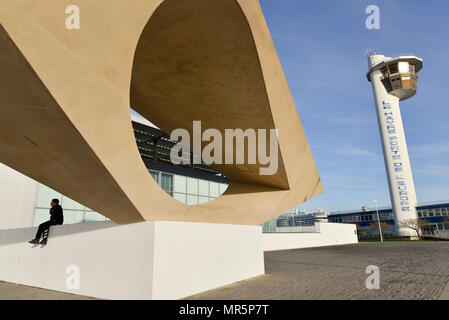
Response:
[257,0,449,212]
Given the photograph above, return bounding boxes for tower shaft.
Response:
[367,54,421,237]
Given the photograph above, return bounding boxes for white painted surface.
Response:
[0,221,264,300]
[0,163,37,229]
[263,223,358,251]
[152,222,264,299]
[368,55,418,236]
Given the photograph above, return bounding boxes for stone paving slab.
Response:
[439,280,449,300]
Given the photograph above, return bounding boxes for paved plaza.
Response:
[0,281,95,300]
[187,242,449,300]
[1,242,448,300]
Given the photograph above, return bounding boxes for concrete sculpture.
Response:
[0,0,322,225]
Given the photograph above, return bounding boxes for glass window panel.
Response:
[219,183,228,194]
[161,173,173,196]
[198,196,209,204]
[187,178,198,195]
[62,210,84,225]
[187,194,198,205]
[84,211,107,223]
[389,64,398,74]
[398,61,409,73]
[33,209,50,226]
[61,196,84,211]
[173,192,187,204]
[149,170,159,184]
[198,180,209,196]
[173,175,187,193]
[209,182,219,197]
[36,184,61,208]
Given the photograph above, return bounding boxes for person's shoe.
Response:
[39,238,47,245]
[28,239,39,244]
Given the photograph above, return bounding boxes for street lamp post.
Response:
[371,199,383,242]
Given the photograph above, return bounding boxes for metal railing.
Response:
[264,221,321,234]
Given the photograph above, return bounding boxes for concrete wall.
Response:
[0,163,37,229]
[152,222,264,299]
[263,222,358,251]
[0,221,264,300]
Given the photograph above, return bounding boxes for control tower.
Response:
[366,54,423,237]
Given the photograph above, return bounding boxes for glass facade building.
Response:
[33,170,228,226]
[33,183,106,226]
[328,201,449,237]
[32,116,230,226]
[149,169,228,205]
[33,169,228,227]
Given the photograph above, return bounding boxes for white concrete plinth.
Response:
[0,221,264,300]
[263,223,358,251]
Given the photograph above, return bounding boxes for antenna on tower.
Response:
[364,49,370,57]
[365,48,377,58]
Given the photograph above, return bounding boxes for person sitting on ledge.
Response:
[29,198,64,245]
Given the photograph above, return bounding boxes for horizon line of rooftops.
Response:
[277,203,449,226]
[328,200,449,216]
[282,200,449,218]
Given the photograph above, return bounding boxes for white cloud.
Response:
[338,144,377,157]
[409,143,449,157]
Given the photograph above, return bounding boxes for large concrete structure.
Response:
[0,219,357,300]
[0,221,265,300]
[0,115,231,230]
[0,0,322,225]
[0,0,337,300]
[367,54,423,236]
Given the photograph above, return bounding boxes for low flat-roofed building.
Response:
[328,201,449,238]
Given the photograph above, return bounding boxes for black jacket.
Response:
[50,205,64,224]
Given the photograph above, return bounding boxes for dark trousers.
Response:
[35,220,61,240]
